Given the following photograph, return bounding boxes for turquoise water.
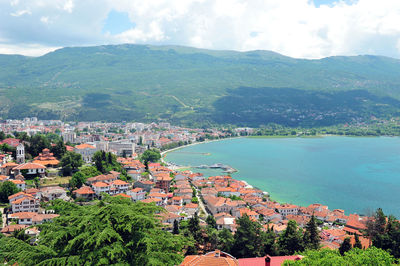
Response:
[165,137,400,217]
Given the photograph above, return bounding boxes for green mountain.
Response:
[1,44,400,127]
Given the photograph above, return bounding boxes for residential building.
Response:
[74,143,96,163]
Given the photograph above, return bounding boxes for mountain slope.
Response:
[1,44,400,126]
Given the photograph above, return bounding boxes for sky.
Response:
[1,0,400,59]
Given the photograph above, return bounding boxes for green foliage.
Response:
[60,151,83,176]
[231,214,264,258]
[0,131,5,141]
[284,247,396,265]
[188,212,202,243]
[0,181,20,203]
[353,234,362,249]
[303,215,320,250]
[2,45,400,127]
[79,166,101,178]
[339,237,352,255]
[217,228,234,254]
[206,215,217,229]
[0,197,189,265]
[173,219,180,235]
[69,172,87,189]
[141,149,161,165]
[367,208,400,258]
[50,139,67,159]
[25,134,51,157]
[278,220,304,255]
[92,151,121,174]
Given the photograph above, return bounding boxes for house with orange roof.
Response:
[9,212,59,225]
[33,148,60,167]
[165,204,183,215]
[12,162,46,177]
[148,192,168,205]
[181,250,238,266]
[234,208,260,220]
[111,179,130,194]
[10,194,40,213]
[73,186,95,200]
[0,162,18,176]
[92,182,111,196]
[74,143,96,163]
[182,203,199,217]
[276,204,299,218]
[1,224,28,236]
[134,180,154,192]
[141,197,163,206]
[10,179,26,190]
[154,172,173,192]
[0,175,8,182]
[86,173,117,185]
[40,186,68,201]
[171,196,183,206]
[126,187,146,201]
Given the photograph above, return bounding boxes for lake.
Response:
[165,136,400,217]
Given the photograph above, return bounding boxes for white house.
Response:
[126,187,146,201]
[74,143,96,163]
[12,163,46,177]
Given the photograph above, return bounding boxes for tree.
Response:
[339,237,352,255]
[141,149,161,165]
[0,197,190,265]
[278,220,304,255]
[188,212,202,243]
[79,166,101,178]
[303,215,320,250]
[173,219,180,235]
[217,228,234,254]
[0,181,20,203]
[206,215,217,229]
[0,131,5,141]
[283,247,395,265]
[33,176,40,188]
[353,234,362,249]
[50,140,66,159]
[26,134,51,157]
[60,152,83,176]
[231,214,264,258]
[70,172,87,189]
[262,225,277,256]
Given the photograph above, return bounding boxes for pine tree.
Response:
[173,219,180,235]
[339,237,352,255]
[278,220,304,255]
[206,215,217,229]
[354,234,362,249]
[303,215,320,250]
[231,214,264,258]
[188,212,202,242]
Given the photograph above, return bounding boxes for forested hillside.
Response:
[1,44,400,126]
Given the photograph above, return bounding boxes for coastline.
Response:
[162,135,400,217]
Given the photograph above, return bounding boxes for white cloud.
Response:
[10,9,31,17]
[1,0,400,59]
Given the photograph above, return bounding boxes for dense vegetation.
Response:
[0,197,189,265]
[1,44,400,127]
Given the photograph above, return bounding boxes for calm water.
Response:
[165,137,400,217]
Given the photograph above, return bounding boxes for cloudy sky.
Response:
[1,0,400,59]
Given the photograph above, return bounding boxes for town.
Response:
[0,117,379,264]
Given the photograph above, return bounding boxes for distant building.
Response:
[74,143,96,163]
[16,143,25,164]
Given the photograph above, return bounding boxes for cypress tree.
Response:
[354,234,362,249]
[173,219,179,235]
[278,220,304,255]
[303,215,320,250]
[339,237,352,255]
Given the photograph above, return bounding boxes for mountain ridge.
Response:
[1,44,400,127]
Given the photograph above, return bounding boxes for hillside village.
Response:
[0,117,373,259]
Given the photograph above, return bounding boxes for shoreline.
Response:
[161,135,397,216]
